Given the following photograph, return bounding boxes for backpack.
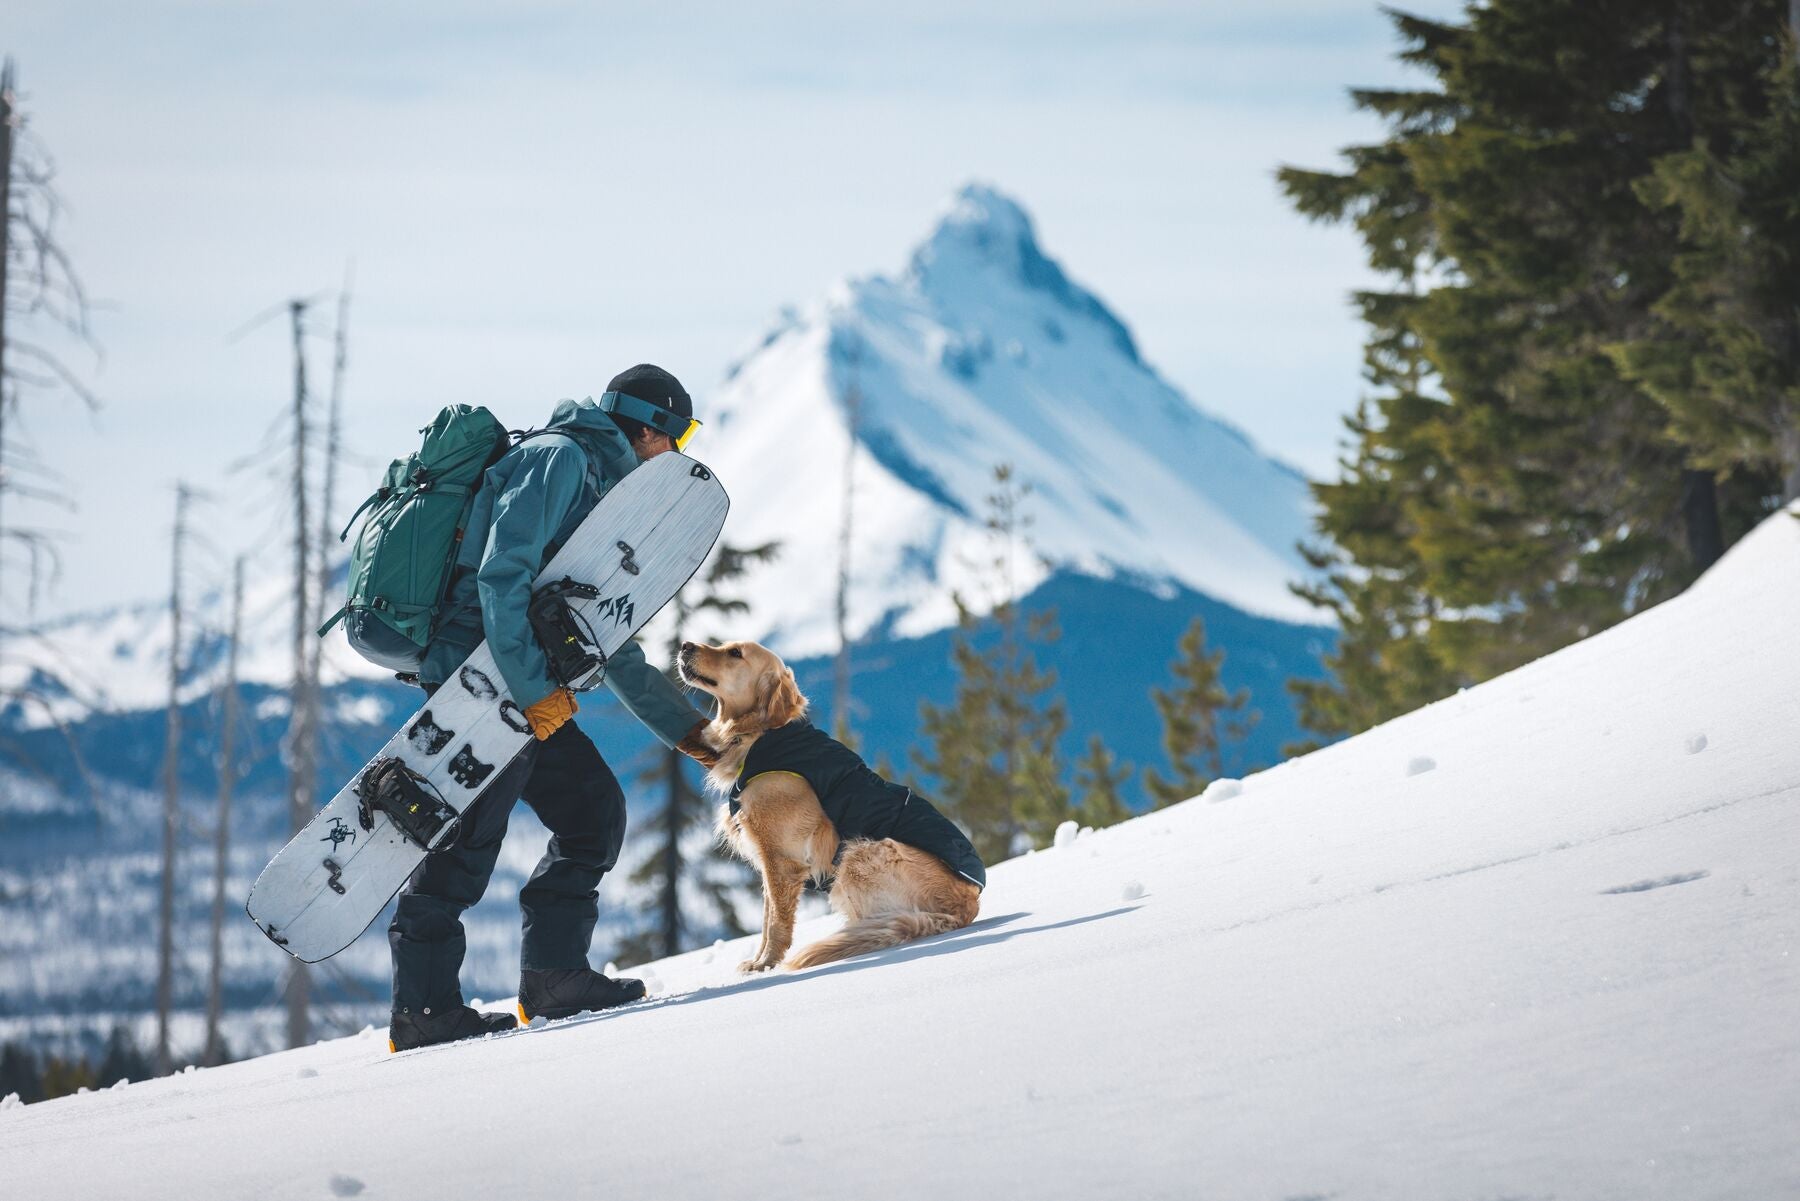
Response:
[319,405,512,672]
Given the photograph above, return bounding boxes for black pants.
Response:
[387,719,626,1012]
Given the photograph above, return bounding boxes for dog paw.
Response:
[738,958,777,974]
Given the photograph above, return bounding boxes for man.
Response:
[388,364,717,1051]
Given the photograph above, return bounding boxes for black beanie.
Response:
[606,364,693,420]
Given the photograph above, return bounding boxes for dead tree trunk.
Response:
[203,556,244,1068]
[310,271,350,678]
[155,484,194,1075]
[285,299,315,1050]
[0,61,16,622]
[832,337,861,745]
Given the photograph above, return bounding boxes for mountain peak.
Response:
[906,182,1140,364]
[918,183,1039,267]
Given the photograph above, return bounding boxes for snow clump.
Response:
[1122,881,1147,901]
[1202,779,1242,803]
[1053,820,1079,849]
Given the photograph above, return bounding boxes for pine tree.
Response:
[1277,2,1783,742]
[1072,735,1133,829]
[914,465,1073,861]
[38,1054,93,1100]
[95,1025,153,1087]
[1611,20,1800,502]
[617,541,777,964]
[0,1040,43,1104]
[1143,617,1253,808]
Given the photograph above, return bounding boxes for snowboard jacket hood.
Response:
[731,720,986,889]
[420,397,704,748]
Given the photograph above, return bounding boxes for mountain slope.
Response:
[703,182,1317,653]
[7,508,1795,1200]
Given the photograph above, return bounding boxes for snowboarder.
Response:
[388,364,719,1051]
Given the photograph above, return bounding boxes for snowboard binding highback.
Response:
[528,576,607,689]
[356,757,459,851]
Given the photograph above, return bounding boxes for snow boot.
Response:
[388,1004,517,1053]
[517,967,647,1022]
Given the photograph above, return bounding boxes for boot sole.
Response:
[517,993,647,1024]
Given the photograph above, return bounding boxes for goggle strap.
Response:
[599,390,700,448]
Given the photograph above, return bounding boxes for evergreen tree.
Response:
[914,465,1073,861]
[0,1040,43,1104]
[1072,735,1134,829]
[616,541,776,964]
[1143,617,1253,808]
[1611,23,1800,502]
[94,1024,154,1086]
[38,1054,93,1100]
[1278,1,1781,741]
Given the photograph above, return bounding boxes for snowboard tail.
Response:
[246,452,729,963]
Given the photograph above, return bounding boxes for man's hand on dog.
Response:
[676,720,720,768]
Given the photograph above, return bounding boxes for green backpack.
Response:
[319,404,512,673]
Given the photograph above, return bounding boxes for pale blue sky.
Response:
[6,0,1463,620]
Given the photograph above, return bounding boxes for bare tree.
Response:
[308,266,351,688]
[0,57,98,657]
[833,332,861,747]
[155,484,196,1075]
[284,298,316,1050]
[227,290,337,1048]
[203,555,245,1068]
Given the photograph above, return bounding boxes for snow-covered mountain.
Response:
[7,505,1795,1199]
[2,182,1315,724]
[0,185,1310,734]
[705,182,1316,654]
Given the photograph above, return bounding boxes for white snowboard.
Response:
[246,451,728,963]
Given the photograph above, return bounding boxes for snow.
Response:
[3,508,1797,1197]
[1202,777,1243,803]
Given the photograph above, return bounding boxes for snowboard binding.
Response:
[355,757,459,851]
[528,576,607,690]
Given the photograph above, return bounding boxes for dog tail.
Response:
[785,911,963,970]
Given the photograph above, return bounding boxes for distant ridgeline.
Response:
[0,569,1330,822]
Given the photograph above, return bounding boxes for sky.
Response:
[4,0,1464,623]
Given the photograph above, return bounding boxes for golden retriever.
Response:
[677,639,981,971]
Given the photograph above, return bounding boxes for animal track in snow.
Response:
[1406,756,1436,777]
[1601,870,1710,895]
[1685,733,1708,754]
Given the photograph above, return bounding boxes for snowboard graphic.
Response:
[247,451,729,963]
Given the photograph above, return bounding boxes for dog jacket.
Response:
[729,719,986,889]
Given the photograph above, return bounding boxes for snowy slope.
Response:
[6,508,1795,1198]
[706,183,1316,653]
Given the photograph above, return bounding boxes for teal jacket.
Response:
[420,398,706,747]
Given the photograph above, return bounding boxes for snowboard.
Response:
[246,450,729,964]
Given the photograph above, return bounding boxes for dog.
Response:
[676,638,984,972]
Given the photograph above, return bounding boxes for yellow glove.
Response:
[524,688,578,741]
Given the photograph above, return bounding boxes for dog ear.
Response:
[757,667,806,729]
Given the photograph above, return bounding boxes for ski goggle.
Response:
[598,390,701,451]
